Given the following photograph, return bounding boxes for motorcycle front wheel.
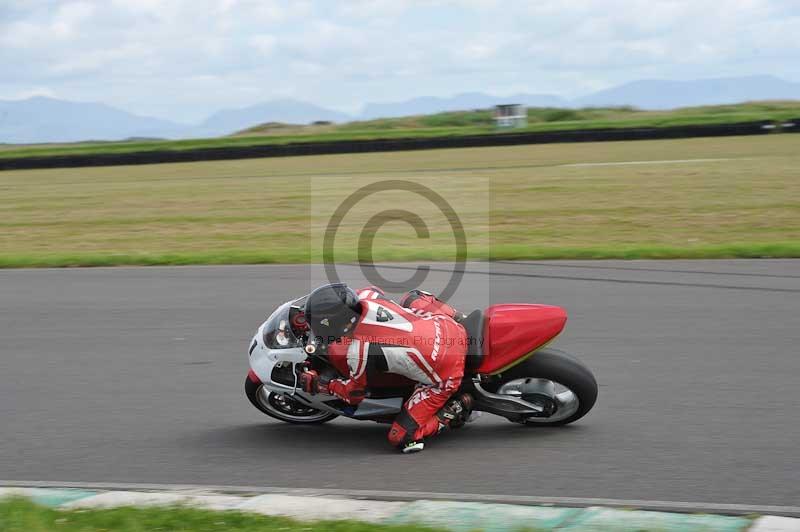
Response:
[245,376,338,424]
[490,348,598,426]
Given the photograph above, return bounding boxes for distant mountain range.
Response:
[2,75,798,144]
[196,99,351,137]
[0,96,189,144]
[574,75,800,109]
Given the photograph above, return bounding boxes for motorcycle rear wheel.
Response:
[491,348,597,426]
[245,376,338,424]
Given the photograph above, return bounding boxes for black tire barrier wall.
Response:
[0,120,784,171]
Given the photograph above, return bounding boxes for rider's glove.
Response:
[300,370,330,395]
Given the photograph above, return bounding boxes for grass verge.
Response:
[0,498,442,532]
[1,135,798,268]
[1,242,799,269]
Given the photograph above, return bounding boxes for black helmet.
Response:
[305,283,361,344]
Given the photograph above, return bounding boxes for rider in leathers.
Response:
[301,283,473,453]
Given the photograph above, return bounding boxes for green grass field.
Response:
[1,101,799,161]
[0,498,441,532]
[1,134,798,268]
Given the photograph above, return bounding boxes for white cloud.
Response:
[0,21,41,47]
[0,0,798,121]
[51,1,94,36]
[49,42,153,75]
[249,34,277,56]
[5,86,57,99]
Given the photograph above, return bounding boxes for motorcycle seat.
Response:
[461,309,485,371]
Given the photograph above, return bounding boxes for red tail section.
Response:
[476,304,567,374]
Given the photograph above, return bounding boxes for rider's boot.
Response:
[401,440,425,454]
[438,393,474,430]
[398,395,474,454]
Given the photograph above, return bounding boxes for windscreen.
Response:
[262,301,303,349]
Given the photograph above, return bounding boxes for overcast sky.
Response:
[2,0,799,123]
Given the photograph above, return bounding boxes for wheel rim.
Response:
[255,386,334,422]
[497,378,580,423]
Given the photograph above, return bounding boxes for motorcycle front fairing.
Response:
[248,300,406,419]
[248,299,308,391]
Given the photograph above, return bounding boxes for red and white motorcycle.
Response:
[246,296,597,427]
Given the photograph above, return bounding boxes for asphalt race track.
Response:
[1,261,799,507]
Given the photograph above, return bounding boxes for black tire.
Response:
[245,376,338,424]
[493,348,597,426]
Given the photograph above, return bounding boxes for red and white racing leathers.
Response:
[326,286,468,446]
